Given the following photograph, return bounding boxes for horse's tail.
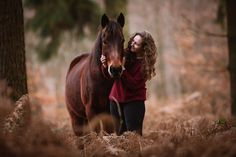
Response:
[67,53,89,76]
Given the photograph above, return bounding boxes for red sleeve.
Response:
[121,64,146,90]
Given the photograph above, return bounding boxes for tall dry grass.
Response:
[0,81,81,157]
[1,79,236,157]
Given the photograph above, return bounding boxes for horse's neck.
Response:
[89,49,100,65]
[89,32,103,74]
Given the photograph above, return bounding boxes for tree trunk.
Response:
[0,0,28,101]
[226,0,236,115]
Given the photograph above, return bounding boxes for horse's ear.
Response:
[101,14,109,28]
[117,13,125,27]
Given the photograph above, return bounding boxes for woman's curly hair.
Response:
[125,31,157,80]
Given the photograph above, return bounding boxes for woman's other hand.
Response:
[100,55,107,68]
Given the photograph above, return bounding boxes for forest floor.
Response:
[24,92,235,157]
[1,89,236,157]
[1,77,235,157]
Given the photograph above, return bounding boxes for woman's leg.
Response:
[123,101,145,135]
[110,101,127,135]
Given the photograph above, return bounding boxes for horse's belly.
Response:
[65,59,88,112]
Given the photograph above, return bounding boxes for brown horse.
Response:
[65,13,125,136]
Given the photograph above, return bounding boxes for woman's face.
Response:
[130,35,143,53]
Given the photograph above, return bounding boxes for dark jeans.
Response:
[110,100,145,135]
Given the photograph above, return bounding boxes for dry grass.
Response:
[1,80,236,157]
[0,81,80,157]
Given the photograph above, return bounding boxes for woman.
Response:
[101,31,157,135]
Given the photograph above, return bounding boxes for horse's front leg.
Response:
[85,104,95,121]
[84,93,96,121]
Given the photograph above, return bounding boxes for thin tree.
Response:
[226,0,236,115]
[0,0,28,101]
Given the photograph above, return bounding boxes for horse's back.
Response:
[67,53,89,76]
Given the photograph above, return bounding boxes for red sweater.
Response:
[109,59,147,103]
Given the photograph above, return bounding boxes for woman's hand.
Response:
[100,55,107,68]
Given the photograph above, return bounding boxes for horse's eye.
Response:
[121,39,125,43]
[103,41,108,45]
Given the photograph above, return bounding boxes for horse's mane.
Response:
[90,28,103,66]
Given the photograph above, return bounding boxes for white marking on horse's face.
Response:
[108,63,114,78]
[107,56,126,78]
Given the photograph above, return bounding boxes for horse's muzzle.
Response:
[109,66,123,79]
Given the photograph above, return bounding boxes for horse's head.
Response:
[101,13,125,78]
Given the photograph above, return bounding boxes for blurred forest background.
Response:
[24,0,230,119]
[1,0,236,157]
